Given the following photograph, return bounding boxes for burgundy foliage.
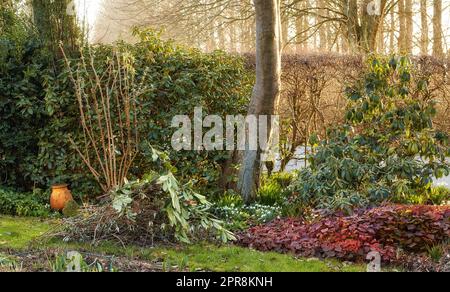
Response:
[238,205,450,262]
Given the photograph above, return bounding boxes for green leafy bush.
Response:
[270,172,295,188]
[1,21,253,196]
[290,56,450,213]
[429,186,450,205]
[0,188,51,217]
[258,183,284,206]
[404,186,450,206]
[257,172,293,206]
[214,190,244,207]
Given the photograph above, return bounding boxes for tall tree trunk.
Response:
[295,8,303,52]
[229,22,237,52]
[206,21,216,52]
[405,0,413,53]
[398,0,407,52]
[318,0,327,51]
[238,0,282,203]
[420,0,429,55]
[302,0,310,51]
[32,0,79,58]
[377,18,384,53]
[344,0,359,52]
[218,23,226,50]
[282,0,289,52]
[326,8,334,51]
[432,0,444,58]
[389,6,395,53]
[359,0,387,52]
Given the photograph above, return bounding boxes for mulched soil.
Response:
[400,248,450,272]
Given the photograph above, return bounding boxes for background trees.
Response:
[90,0,449,56]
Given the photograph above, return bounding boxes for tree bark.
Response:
[432,0,444,58]
[389,6,395,53]
[343,0,387,53]
[359,0,387,53]
[377,17,384,53]
[405,0,413,53]
[302,0,310,51]
[398,0,407,52]
[420,0,429,55]
[281,0,291,52]
[295,1,303,52]
[345,0,358,52]
[238,0,282,203]
[32,0,79,58]
[318,0,327,51]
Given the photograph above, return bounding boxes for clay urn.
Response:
[50,184,74,211]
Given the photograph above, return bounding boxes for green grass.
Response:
[151,245,365,272]
[0,216,367,272]
[0,216,54,249]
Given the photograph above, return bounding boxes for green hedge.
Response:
[0,16,253,196]
[0,188,50,217]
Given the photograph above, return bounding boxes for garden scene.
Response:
[0,0,449,273]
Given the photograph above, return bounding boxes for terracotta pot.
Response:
[50,184,74,211]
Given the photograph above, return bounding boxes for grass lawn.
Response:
[0,216,367,272]
[0,216,54,249]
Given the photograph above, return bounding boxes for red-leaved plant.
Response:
[238,205,450,262]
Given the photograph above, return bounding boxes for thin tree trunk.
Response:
[377,18,384,53]
[405,0,413,53]
[302,0,310,51]
[432,0,444,58]
[238,0,282,203]
[420,0,429,55]
[218,23,226,50]
[318,0,327,51]
[398,0,407,52]
[294,1,303,52]
[282,0,289,52]
[345,0,358,52]
[32,0,79,58]
[389,6,395,53]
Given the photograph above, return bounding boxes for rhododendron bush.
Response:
[238,205,450,262]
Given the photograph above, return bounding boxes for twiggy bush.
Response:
[63,47,148,192]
